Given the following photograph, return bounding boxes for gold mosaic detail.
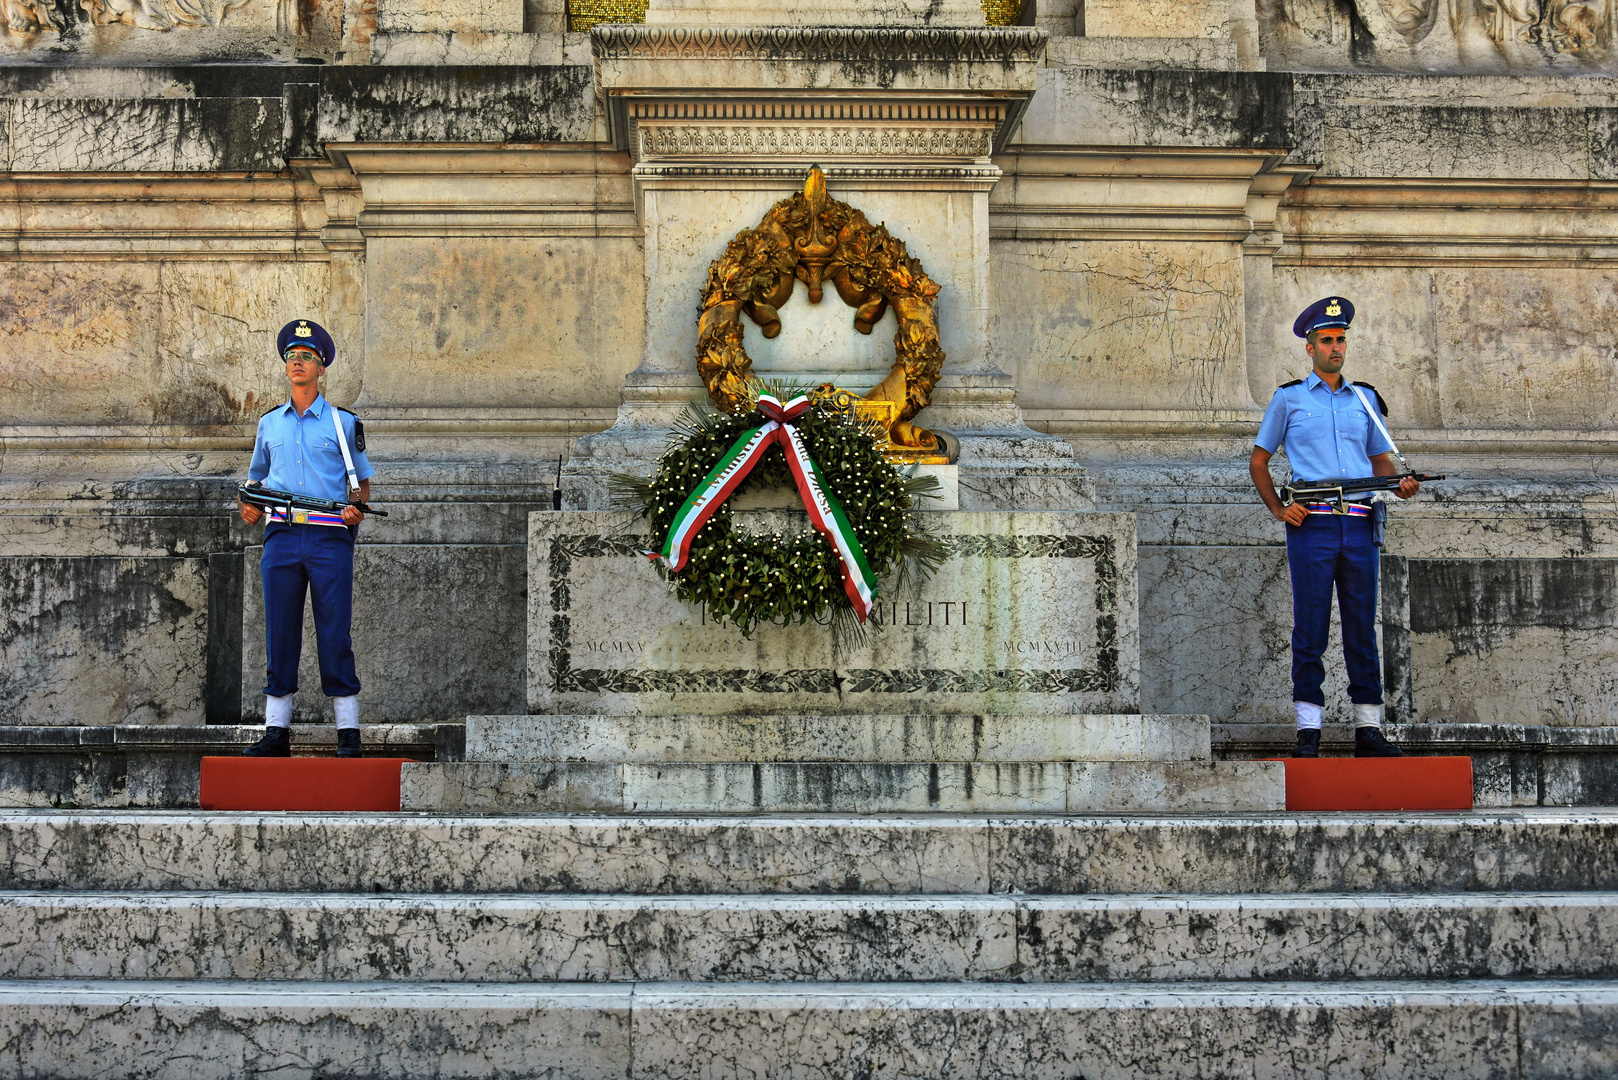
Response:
[570,0,1022,32]
[982,0,1022,26]
[568,0,649,32]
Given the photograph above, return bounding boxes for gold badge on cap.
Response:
[295,322,312,338]
[1325,300,1342,317]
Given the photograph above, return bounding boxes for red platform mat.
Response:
[200,757,407,811]
[1281,756,1474,811]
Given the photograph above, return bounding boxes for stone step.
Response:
[400,760,1283,813]
[466,713,1210,763]
[5,810,1617,896]
[1,978,1613,1079]
[1,890,1613,984]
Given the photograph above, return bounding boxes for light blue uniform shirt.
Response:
[249,394,374,503]
[1254,372,1393,484]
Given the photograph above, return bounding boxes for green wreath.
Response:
[612,386,946,637]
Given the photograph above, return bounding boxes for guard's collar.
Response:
[280,393,327,419]
[1305,371,1348,393]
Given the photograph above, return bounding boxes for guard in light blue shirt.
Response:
[237,319,376,759]
[1249,297,1420,760]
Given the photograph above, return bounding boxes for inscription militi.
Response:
[544,532,1119,699]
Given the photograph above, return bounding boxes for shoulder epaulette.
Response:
[1278,379,1303,389]
[334,406,366,452]
[258,404,282,418]
[1353,381,1389,416]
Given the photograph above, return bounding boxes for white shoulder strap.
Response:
[1348,383,1409,472]
[331,405,359,495]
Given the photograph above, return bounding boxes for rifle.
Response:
[238,480,389,519]
[1280,473,1444,513]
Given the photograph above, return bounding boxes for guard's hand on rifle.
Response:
[240,501,263,526]
[1276,502,1310,527]
[1395,476,1420,499]
[341,502,365,527]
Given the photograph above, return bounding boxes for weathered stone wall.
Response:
[2,11,1618,729]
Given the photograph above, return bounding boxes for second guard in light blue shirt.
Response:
[1253,371,1393,490]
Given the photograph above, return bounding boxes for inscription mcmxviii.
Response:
[544,532,1120,699]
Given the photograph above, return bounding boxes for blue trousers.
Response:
[260,524,360,699]
[1286,513,1382,708]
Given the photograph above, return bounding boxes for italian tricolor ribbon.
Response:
[651,394,878,621]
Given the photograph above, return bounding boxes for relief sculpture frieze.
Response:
[1265,0,1614,67]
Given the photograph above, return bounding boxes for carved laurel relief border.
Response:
[545,533,1122,697]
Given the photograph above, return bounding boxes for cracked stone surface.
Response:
[0,890,1612,984]
[0,558,208,726]
[5,811,1618,895]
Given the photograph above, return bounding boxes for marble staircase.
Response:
[1,809,1616,1077]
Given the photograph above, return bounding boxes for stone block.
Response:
[626,982,1536,1080]
[2,890,1612,984]
[6,98,284,173]
[0,557,208,726]
[465,713,1210,763]
[1409,559,1618,726]
[0,893,1022,983]
[5,811,1617,895]
[404,758,1277,813]
[317,66,595,144]
[1212,722,1618,808]
[1320,105,1591,180]
[240,544,525,724]
[528,510,1140,717]
[1082,0,1230,38]
[401,760,1075,812]
[359,235,644,413]
[1045,35,1239,69]
[1014,68,1294,149]
[0,725,461,809]
[376,0,524,33]
[986,812,1618,895]
[989,239,1251,416]
[370,32,567,64]
[1065,760,1284,812]
[0,981,632,1080]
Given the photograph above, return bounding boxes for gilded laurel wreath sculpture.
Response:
[612,385,945,638]
[696,166,946,454]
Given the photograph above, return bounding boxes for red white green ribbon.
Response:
[652,393,877,621]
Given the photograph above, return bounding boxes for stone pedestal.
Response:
[401,507,1283,812]
[527,510,1139,717]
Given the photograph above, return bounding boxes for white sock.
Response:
[1353,703,1383,730]
[265,693,294,729]
[1294,701,1323,731]
[333,695,360,731]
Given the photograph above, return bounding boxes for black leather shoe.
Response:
[336,728,363,758]
[1292,729,1321,758]
[1355,726,1405,758]
[242,726,291,757]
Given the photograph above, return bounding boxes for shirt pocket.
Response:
[1339,406,1371,442]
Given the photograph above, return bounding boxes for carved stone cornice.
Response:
[593,23,1046,156]
[591,24,1045,62]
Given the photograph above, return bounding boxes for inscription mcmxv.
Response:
[546,533,1119,696]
